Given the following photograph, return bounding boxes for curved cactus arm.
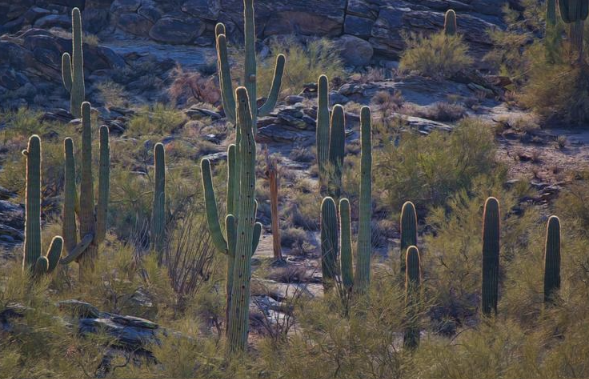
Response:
[328,105,346,199]
[61,53,72,92]
[339,198,354,292]
[60,233,93,265]
[258,54,286,117]
[252,222,262,256]
[201,159,228,254]
[216,33,236,124]
[96,126,110,245]
[45,236,64,273]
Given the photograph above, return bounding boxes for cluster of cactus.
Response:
[403,245,422,349]
[444,9,457,36]
[320,107,372,294]
[60,102,110,279]
[151,143,166,266]
[215,0,285,131]
[316,75,347,199]
[22,135,64,276]
[202,88,263,353]
[61,7,85,118]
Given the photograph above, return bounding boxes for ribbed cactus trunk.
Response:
[265,153,283,261]
[316,75,330,195]
[61,7,85,118]
[23,135,63,276]
[404,245,421,349]
[151,143,166,265]
[321,196,339,293]
[547,0,557,26]
[227,87,258,353]
[215,0,285,132]
[482,197,500,316]
[354,107,372,293]
[444,9,457,35]
[63,138,77,254]
[328,105,345,200]
[558,0,589,63]
[544,216,561,304]
[400,201,417,275]
[339,198,354,293]
[96,126,109,245]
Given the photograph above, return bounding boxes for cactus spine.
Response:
[317,75,330,193]
[151,143,166,265]
[544,216,561,304]
[23,135,64,275]
[215,0,285,131]
[61,7,85,118]
[328,105,346,199]
[482,197,500,316]
[354,107,372,292]
[400,201,417,274]
[321,196,339,293]
[60,103,110,278]
[339,198,353,293]
[403,245,421,349]
[444,9,457,36]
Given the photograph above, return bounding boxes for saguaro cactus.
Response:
[61,7,85,118]
[354,107,372,293]
[152,143,166,265]
[482,197,500,316]
[61,103,110,279]
[339,198,354,293]
[444,9,457,35]
[215,0,285,131]
[544,216,561,304]
[321,196,339,293]
[558,0,589,62]
[547,0,557,26]
[265,148,283,261]
[404,245,422,349]
[22,135,64,276]
[400,201,417,274]
[316,75,330,192]
[328,105,346,199]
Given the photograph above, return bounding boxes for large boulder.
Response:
[148,13,205,44]
[181,0,221,20]
[334,34,374,66]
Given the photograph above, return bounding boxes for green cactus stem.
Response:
[403,245,421,349]
[547,0,557,25]
[558,0,588,62]
[354,106,372,293]
[400,201,417,275]
[339,198,354,293]
[63,138,77,254]
[96,126,109,245]
[215,0,285,131]
[444,9,457,35]
[482,197,500,316]
[544,216,561,304]
[321,196,339,293]
[316,75,330,193]
[22,135,64,276]
[61,7,85,118]
[328,105,345,199]
[151,143,166,265]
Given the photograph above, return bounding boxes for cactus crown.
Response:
[444,9,457,35]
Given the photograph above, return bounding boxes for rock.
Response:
[334,34,374,66]
[184,106,222,120]
[110,0,142,14]
[33,14,71,29]
[396,114,454,134]
[149,14,205,44]
[344,15,375,38]
[117,12,154,36]
[22,7,51,25]
[285,95,304,105]
[182,0,221,20]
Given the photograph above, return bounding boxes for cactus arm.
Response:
[403,245,421,349]
[216,34,236,124]
[243,0,257,128]
[355,107,372,292]
[225,213,236,331]
[547,0,557,25]
[63,138,78,253]
[60,233,93,265]
[252,222,262,255]
[23,136,42,272]
[328,105,346,199]
[151,143,166,265]
[339,198,354,292]
[69,8,85,118]
[321,196,339,293]
[400,201,418,274]
[34,257,49,276]
[543,216,561,304]
[227,144,237,216]
[482,197,500,316]
[227,87,257,353]
[96,126,110,245]
[202,159,229,254]
[45,236,64,273]
[316,75,330,192]
[61,53,72,92]
[258,54,286,117]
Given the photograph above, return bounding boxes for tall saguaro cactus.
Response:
[215,0,285,131]
[316,75,330,192]
[404,245,422,349]
[482,197,500,316]
[152,143,166,265]
[61,7,85,118]
[558,0,589,62]
[328,105,346,199]
[354,107,372,293]
[321,196,339,293]
[544,216,561,304]
[400,201,417,274]
[61,103,110,278]
[444,9,457,35]
[22,135,64,276]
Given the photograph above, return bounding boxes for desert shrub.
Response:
[127,104,186,137]
[399,32,473,79]
[168,65,221,107]
[375,118,497,211]
[420,102,467,122]
[96,80,127,108]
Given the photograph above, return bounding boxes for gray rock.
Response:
[334,34,374,66]
[117,12,154,36]
[149,15,205,44]
[182,0,221,20]
[33,14,71,29]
